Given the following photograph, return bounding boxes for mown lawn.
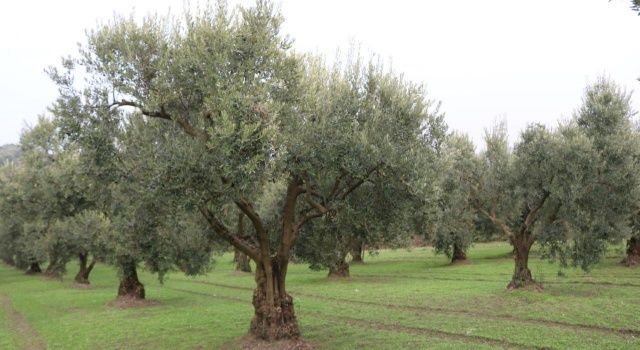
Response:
[0,242,639,349]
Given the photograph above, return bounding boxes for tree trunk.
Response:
[507,236,540,289]
[451,242,467,263]
[249,258,300,341]
[328,258,350,278]
[350,241,364,264]
[235,249,252,272]
[622,236,640,266]
[233,215,252,272]
[117,260,145,299]
[43,254,61,278]
[75,253,96,284]
[25,262,41,274]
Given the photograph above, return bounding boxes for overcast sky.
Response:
[1,0,639,147]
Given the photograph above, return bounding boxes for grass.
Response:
[0,242,639,349]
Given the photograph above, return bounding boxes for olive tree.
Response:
[7,118,96,277]
[294,178,426,278]
[475,79,640,289]
[51,1,444,340]
[433,133,480,263]
[573,78,640,267]
[0,164,25,268]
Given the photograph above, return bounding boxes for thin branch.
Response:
[110,100,207,140]
[338,163,382,200]
[301,173,329,215]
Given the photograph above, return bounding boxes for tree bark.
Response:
[235,249,252,272]
[75,253,96,284]
[507,236,540,289]
[350,241,364,264]
[328,258,350,278]
[25,262,41,274]
[451,242,467,263]
[622,236,640,266]
[234,213,252,273]
[117,259,145,299]
[249,258,300,340]
[43,253,61,277]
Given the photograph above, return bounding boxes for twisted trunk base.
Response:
[43,256,63,278]
[74,253,96,284]
[451,243,468,263]
[351,243,364,264]
[235,249,252,273]
[117,261,145,299]
[621,237,640,267]
[328,259,350,278]
[507,238,542,290]
[249,260,300,341]
[25,262,41,275]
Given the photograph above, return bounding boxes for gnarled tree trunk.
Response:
[350,240,364,264]
[117,259,145,299]
[75,253,96,284]
[43,253,62,278]
[328,258,350,278]
[622,236,640,266]
[25,262,41,274]
[451,242,467,263]
[235,249,252,273]
[250,258,299,340]
[507,235,539,289]
[234,214,252,273]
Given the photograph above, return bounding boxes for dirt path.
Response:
[173,278,640,338]
[0,293,46,350]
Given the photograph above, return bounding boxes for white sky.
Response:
[1,0,639,147]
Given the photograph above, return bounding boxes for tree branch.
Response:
[110,100,208,140]
[198,205,260,261]
[234,198,271,264]
[338,163,382,200]
[523,190,551,229]
[476,206,514,238]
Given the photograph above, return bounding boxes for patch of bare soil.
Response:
[507,282,544,292]
[40,273,63,282]
[0,293,46,350]
[221,335,315,350]
[107,296,159,309]
[71,282,92,289]
[449,259,472,266]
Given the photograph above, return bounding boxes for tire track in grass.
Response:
[164,284,547,350]
[354,273,640,288]
[306,311,551,350]
[381,270,640,280]
[0,293,46,350]
[172,278,640,338]
[300,292,640,338]
[164,286,248,304]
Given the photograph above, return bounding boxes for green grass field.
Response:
[0,242,639,349]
